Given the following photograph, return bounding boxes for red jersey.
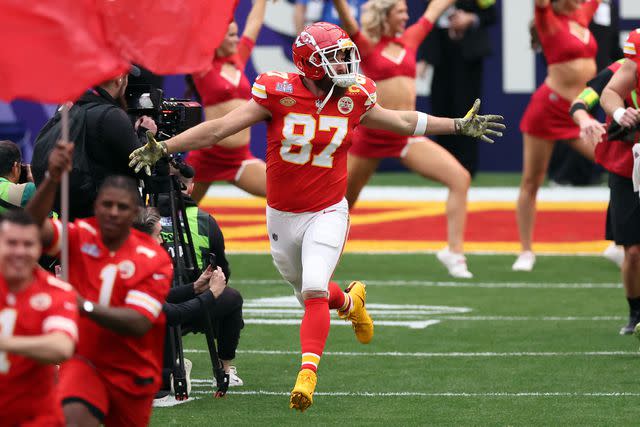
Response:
[0,269,78,424]
[193,36,255,106]
[535,0,598,65]
[636,57,640,98]
[352,17,434,81]
[595,61,639,177]
[251,72,377,212]
[47,217,172,396]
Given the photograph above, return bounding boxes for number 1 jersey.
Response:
[252,72,377,213]
[47,217,172,396]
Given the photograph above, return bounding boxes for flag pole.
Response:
[60,103,71,282]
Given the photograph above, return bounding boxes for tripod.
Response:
[145,157,228,399]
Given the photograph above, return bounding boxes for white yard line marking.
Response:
[187,389,640,398]
[184,349,638,357]
[242,311,624,321]
[232,279,622,289]
[244,319,441,329]
[206,185,609,202]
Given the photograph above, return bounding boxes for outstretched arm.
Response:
[294,1,307,34]
[601,60,640,128]
[361,99,505,143]
[332,0,359,36]
[129,100,270,174]
[423,0,455,24]
[243,0,267,42]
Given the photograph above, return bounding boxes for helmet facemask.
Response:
[310,39,361,88]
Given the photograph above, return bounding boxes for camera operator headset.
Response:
[0,140,36,214]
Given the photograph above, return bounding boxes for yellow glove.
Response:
[453,99,506,144]
[128,131,168,176]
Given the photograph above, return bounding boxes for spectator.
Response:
[419,0,497,177]
[32,66,156,220]
[133,206,245,402]
[294,0,366,34]
[0,139,35,214]
[27,143,172,426]
[0,209,78,426]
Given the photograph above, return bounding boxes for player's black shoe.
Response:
[619,312,640,335]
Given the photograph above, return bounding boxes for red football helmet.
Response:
[624,29,640,64]
[291,22,361,87]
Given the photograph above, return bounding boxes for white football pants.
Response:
[266,198,349,305]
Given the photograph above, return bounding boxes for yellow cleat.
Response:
[338,281,374,344]
[289,368,317,412]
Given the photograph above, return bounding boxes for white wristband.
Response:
[413,112,428,136]
[613,108,626,125]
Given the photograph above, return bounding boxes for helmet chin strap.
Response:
[316,81,337,114]
[315,80,375,114]
[315,75,375,114]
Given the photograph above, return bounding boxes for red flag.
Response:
[98,0,237,75]
[0,0,128,103]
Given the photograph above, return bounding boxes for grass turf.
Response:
[150,253,637,426]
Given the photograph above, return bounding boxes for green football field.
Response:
[150,253,639,426]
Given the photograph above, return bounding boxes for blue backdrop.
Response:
[1,0,639,171]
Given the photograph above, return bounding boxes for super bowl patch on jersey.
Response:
[338,96,354,114]
[276,82,293,93]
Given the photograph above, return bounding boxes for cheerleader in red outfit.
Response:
[514,0,600,271]
[333,0,480,279]
[187,0,268,202]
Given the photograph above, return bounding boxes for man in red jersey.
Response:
[27,142,172,426]
[0,207,78,427]
[599,29,640,336]
[602,29,640,131]
[129,22,504,411]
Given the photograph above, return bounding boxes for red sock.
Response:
[299,298,330,373]
[328,281,346,310]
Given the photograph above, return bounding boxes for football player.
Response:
[129,22,504,411]
[599,29,640,335]
[0,209,78,427]
[27,142,173,426]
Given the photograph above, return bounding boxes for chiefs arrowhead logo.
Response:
[295,31,316,48]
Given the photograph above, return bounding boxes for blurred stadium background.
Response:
[4,0,639,172]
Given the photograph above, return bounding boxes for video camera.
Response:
[126,84,202,139]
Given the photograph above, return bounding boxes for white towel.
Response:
[632,144,640,192]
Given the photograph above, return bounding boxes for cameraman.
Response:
[134,207,245,395]
[160,160,230,280]
[32,66,157,220]
[0,140,35,214]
